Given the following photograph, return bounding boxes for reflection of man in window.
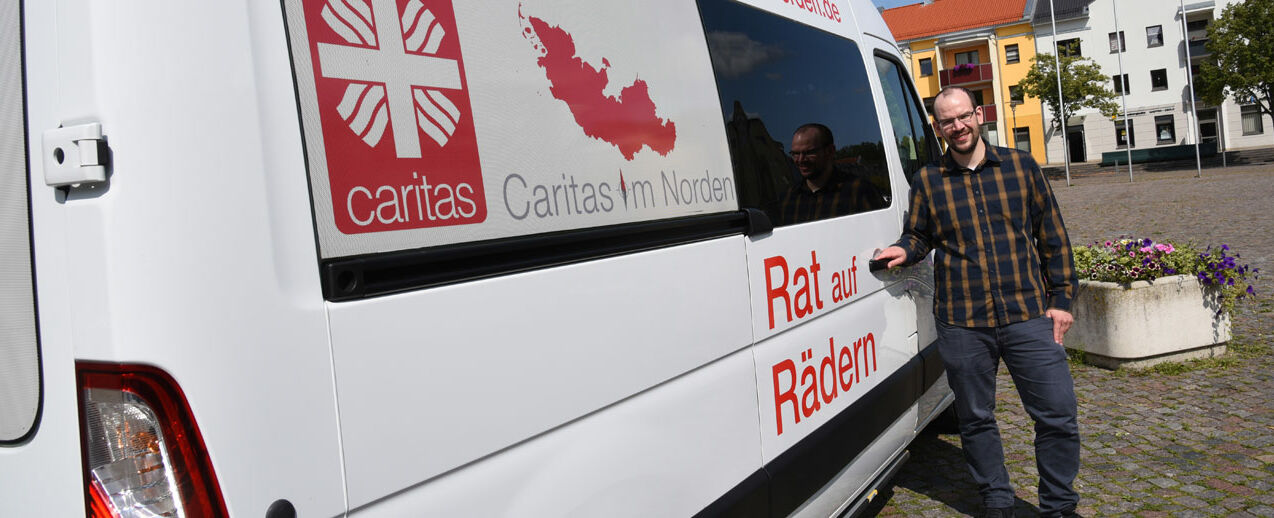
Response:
[774,123,885,225]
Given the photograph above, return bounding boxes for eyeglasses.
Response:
[936,110,978,130]
[790,150,821,159]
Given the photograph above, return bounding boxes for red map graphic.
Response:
[521,10,676,160]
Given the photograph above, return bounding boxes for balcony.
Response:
[1188,39,1210,58]
[980,104,997,123]
[939,63,993,87]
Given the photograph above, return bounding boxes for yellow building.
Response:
[883,0,1046,164]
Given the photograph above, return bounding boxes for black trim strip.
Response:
[321,211,751,301]
[693,469,770,518]
[695,354,925,517]
[920,340,944,393]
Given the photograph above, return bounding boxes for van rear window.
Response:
[697,0,891,227]
[0,0,40,444]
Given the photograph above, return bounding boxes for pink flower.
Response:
[1140,246,1153,253]
[1155,243,1175,253]
[1129,251,1136,257]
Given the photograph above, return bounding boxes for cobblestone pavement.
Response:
[864,162,1274,517]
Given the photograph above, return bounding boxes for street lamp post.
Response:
[1010,100,1020,151]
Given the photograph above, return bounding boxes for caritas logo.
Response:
[303,0,485,234]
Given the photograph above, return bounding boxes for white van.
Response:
[1,0,952,516]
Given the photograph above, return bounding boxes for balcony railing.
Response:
[1188,39,1209,58]
[939,63,993,87]
[980,104,997,123]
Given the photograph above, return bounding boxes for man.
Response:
[773,123,885,225]
[873,86,1080,518]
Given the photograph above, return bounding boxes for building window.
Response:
[1009,85,1024,104]
[919,57,933,76]
[1005,44,1019,64]
[1150,69,1168,90]
[1014,127,1031,153]
[1057,38,1081,57]
[1112,74,1129,95]
[1116,120,1135,148]
[1187,19,1209,32]
[1109,31,1126,53]
[955,50,979,65]
[1242,104,1264,135]
[923,96,936,115]
[1155,115,1175,143]
[1146,25,1163,47]
[971,89,985,107]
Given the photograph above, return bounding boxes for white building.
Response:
[1031,0,1273,164]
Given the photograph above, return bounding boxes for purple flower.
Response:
[1222,244,1230,251]
[1249,286,1257,296]
[1164,268,1176,274]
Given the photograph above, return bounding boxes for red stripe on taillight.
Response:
[77,362,229,517]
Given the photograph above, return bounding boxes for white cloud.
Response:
[706,31,784,79]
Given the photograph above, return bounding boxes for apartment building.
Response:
[1032,0,1271,164]
[882,0,1048,164]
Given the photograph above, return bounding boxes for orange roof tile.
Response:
[881,0,1030,42]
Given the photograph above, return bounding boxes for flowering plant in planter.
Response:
[1075,237,1259,316]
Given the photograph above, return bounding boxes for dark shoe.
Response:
[983,507,1014,518]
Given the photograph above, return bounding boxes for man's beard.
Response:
[946,127,980,155]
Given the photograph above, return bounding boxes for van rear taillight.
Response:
[77,362,228,518]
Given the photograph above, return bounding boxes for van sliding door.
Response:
[697,0,921,515]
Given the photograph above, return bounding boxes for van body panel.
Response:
[752,282,918,461]
[349,348,762,516]
[283,0,736,258]
[16,1,348,515]
[747,216,908,342]
[329,236,753,507]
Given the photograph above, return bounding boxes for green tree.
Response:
[1016,52,1119,134]
[1196,0,1274,123]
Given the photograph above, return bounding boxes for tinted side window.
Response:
[698,0,891,227]
[874,55,940,181]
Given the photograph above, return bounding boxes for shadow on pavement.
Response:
[858,430,1041,517]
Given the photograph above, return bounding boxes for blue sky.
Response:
[871,0,921,9]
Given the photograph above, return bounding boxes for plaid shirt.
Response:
[773,167,886,226]
[895,145,1076,328]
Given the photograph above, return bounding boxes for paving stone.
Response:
[1249,505,1274,518]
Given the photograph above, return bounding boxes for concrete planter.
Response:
[1068,274,1230,369]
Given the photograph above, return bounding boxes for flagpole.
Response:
[1113,0,1133,182]
[1048,0,1071,186]
[1180,0,1203,177]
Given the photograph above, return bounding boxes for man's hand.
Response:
[873,246,908,269]
[1045,308,1073,345]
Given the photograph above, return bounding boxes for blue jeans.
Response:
[936,316,1080,515]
